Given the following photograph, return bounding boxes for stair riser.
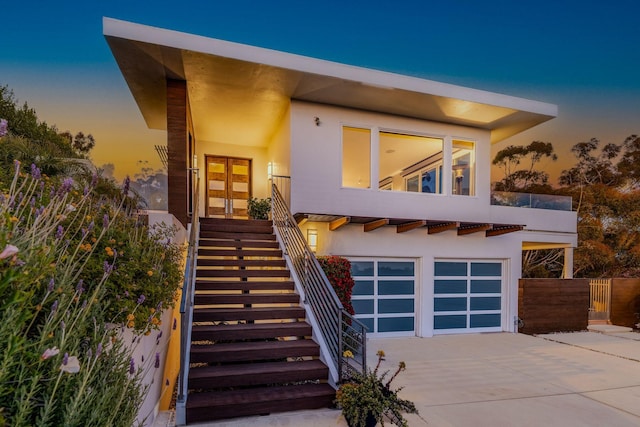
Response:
[189,346,320,364]
[191,327,312,341]
[193,309,305,322]
[186,394,334,424]
[197,259,287,267]
[199,239,280,249]
[198,231,276,241]
[198,249,282,257]
[194,295,300,305]
[189,367,329,389]
[194,281,295,291]
[196,270,290,278]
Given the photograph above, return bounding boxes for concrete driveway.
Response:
[179,331,640,427]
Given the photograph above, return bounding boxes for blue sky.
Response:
[2,1,639,181]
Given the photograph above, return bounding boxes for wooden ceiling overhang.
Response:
[294,213,524,237]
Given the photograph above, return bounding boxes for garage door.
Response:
[433,260,503,333]
[350,259,415,336]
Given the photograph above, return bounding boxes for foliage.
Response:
[0,162,179,426]
[0,85,80,158]
[247,197,271,220]
[336,350,418,427]
[492,141,557,192]
[317,255,355,315]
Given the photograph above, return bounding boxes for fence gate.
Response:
[589,279,611,322]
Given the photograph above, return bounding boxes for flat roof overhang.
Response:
[103,18,557,147]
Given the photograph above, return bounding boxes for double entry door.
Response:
[205,155,251,218]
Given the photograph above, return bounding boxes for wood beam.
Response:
[458,223,492,236]
[397,220,427,233]
[167,79,189,227]
[364,218,389,232]
[486,225,524,237]
[294,214,308,225]
[427,222,459,234]
[329,217,351,231]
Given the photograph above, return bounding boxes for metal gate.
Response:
[589,279,611,322]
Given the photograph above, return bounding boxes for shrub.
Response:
[0,161,181,426]
[247,197,270,220]
[317,255,355,315]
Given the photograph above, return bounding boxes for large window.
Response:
[341,126,476,196]
[378,132,444,193]
[342,127,371,188]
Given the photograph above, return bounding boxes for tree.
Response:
[492,141,557,192]
[72,131,96,154]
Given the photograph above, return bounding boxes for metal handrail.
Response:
[271,183,366,382]
[177,169,200,422]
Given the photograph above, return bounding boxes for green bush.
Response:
[0,161,182,426]
[247,197,271,220]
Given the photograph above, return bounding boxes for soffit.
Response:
[104,18,557,147]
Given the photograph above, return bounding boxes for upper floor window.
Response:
[452,140,475,196]
[342,127,371,188]
[379,131,444,194]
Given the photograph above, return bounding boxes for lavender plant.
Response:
[0,160,181,426]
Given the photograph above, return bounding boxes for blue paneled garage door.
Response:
[350,259,416,336]
[434,260,503,333]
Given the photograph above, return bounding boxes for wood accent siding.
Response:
[610,278,640,328]
[518,278,589,335]
[167,79,191,226]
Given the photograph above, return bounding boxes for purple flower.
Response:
[155,352,160,368]
[156,301,163,311]
[103,261,113,274]
[0,118,8,137]
[35,206,44,217]
[59,177,74,195]
[129,357,135,375]
[83,186,89,196]
[61,321,65,331]
[81,299,87,309]
[87,221,94,232]
[91,173,98,187]
[14,159,20,173]
[30,197,35,208]
[30,163,42,179]
[76,280,84,293]
[137,294,145,305]
[55,226,64,239]
[62,352,69,365]
[96,343,103,358]
[87,348,92,359]
[51,300,59,313]
[103,214,109,228]
[124,291,129,297]
[48,278,55,292]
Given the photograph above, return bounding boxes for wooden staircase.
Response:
[185,218,335,424]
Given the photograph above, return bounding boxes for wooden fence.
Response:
[609,278,640,328]
[518,278,590,335]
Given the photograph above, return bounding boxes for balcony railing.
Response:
[491,191,572,211]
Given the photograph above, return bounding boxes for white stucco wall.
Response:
[267,102,291,177]
[290,100,494,222]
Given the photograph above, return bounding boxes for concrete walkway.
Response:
[163,331,640,426]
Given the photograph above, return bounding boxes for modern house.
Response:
[104,17,577,424]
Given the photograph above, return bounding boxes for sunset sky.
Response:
[2,1,639,183]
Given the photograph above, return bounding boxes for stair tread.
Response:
[192,321,309,333]
[195,280,295,291]
[189,359,327,380]
[186,383,334,409]
[190,339,319,354]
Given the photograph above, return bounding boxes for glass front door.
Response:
[205,155,251,218]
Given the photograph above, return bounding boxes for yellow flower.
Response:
[151,317,160,325]
[147,270,153,277]
[85,215,92,221]
[376,350,385,358]
[10,216,18,223]
[144,330,151,336]
[127,320,135,328]
[343,350,354,358]
[127,313,135,321]
[150,308,156,314]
